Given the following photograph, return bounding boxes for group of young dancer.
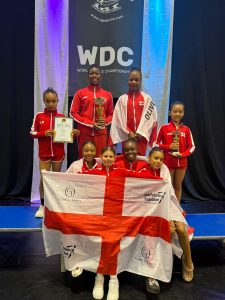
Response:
[30,64,195,299]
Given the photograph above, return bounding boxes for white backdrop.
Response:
[142,0,174,127]
[31,0,69,201]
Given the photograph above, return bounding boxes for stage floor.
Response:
[0,206,42,232]
[1,206,225,240]
[0,232,225,300]
[0,203,225,299]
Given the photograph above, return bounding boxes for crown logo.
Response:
[96,0,119,6]
[92,0,121,14]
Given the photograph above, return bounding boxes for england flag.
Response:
[42,171,173,282]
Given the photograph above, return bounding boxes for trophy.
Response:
[172,129,180,153]
[94,97,106,129]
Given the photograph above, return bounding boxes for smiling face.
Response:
[128,70,142,92]
[148,150,164,170]
[123,140,138,163]
[169,104,184,124]
[101,150,115,167]
[43,92,58,111]
[88,67,101,86]
[82,143,96,163]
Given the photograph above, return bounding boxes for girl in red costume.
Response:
[140,147,194,294]
[85,146,160,300]
[110,68,157,155]
[66,146,122,299]
[65,141,100,278]
[87,146,121,300]
[30,87,79,218]
[114,138,148,171]
[70,65,114,158]
[66,141,100,174]
[156,102,195,202]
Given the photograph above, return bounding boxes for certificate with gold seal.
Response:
[53,117,73,143]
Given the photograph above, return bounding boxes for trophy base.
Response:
[97,126,105,130]
[171,151,179,156]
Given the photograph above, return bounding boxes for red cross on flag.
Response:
[42,171,173,282]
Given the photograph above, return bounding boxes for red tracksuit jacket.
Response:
[110,91,157,146]
[139,166,161,177]
[156,121,195,168]
[85,165,161,180]
[114,155,149,171]
[66,158,100,173]
[127,91,148,133]
[84,165,128,177]
[30,108,65,160]
[70,85,114,136]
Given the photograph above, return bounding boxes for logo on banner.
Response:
[141,247,151,260]
[63,244,77,259]
[63,186,81,203]
[144,192,166,204]
[65,187,76,198]
[77,45,133,67]
[91,0,123,23]
[92,0,121,14]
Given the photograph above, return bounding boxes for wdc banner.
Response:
[69,0,144,97]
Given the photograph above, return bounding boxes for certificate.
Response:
[53,117,73,143]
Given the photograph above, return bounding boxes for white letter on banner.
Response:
[100,47,115,66]
[77,46,98,65]
[117,47,133,67]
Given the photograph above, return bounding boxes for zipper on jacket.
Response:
[133,93,137,131]
[129,162,133,171]
[50,112,54,156]
[106,167,110,176]
[92,87,96,136]
[173,123,180,168]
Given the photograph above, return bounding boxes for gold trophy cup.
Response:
[94,97,106,129]
[172,129,180,153]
